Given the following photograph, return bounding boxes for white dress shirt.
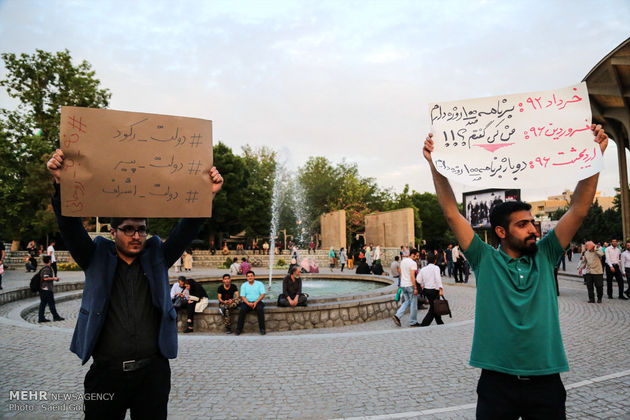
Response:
[621,250,630,273]
[417,264,443,290]
[605,246,621,267]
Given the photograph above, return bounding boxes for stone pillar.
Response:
[365,208,414,248]
[320,210,346,250]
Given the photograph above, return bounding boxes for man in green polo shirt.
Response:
[423,124,608,419]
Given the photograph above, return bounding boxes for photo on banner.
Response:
[463,188,521,229]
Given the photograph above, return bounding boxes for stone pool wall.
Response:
[177,274,398,333]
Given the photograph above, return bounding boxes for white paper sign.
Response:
[429,83,601,187]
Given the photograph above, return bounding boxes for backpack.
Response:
[29,269,42,292]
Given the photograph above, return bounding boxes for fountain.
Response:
[268,162,283,288]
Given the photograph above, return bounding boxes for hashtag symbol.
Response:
[190,133,202,148]
[185,190,199,204]
[68,115,87,133]
[188,160,202,175]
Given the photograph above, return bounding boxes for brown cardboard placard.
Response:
[59,106,213,217]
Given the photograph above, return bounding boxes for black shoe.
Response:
[392,315,401,327]
[625,291,630,298]
[409,323,420,327]
[38,319,50,323]
[235,330,241,336]
[597,298,602,303]
[53,317,65,321]
[183,327,194,333]
[260,329,266,335]
[225,327,232,334]
[588,300,595,303]
[619,296,628,300]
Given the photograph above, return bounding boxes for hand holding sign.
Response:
[427,83,604,187]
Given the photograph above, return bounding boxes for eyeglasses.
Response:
[117,225,148,237]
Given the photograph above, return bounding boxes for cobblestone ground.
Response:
[0,263,629,419]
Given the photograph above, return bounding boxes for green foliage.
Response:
[0,50,110,242]
[550,206,568,221]
[221,257,233,269]
[276,258,286,267]
[571,199,622,244]
[200,142,275,245]
[57,262,81,271]
[297,156,390,248]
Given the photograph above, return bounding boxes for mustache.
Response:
[525,234,537,241]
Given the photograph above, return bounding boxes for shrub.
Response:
[221,257,232,269]
[276,258,286,267]
[58,262,81,271]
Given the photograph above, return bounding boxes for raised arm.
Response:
[47,149,95,269]
[423,134,475,251]
[554,125,608,249]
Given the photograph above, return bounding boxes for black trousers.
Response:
[237,301,265,331]
[605,264,624,297]
[420,289,443,326]
[277,293,308,307]
[476,369,566,419]
[454,260,464,282]
[38,290,61,320]
[584,273,603,302]
[84,356,170,420]
[51,261,58,276]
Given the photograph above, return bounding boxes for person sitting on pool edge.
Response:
[236,271,266,335]
[218,273,240,334]
[277,266,308,307]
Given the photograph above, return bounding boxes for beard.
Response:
[506,233,538,257]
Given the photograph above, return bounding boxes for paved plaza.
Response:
[1,260,629,419]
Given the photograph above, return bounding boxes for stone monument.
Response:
[365,208,414,248]
[320,210,346,250]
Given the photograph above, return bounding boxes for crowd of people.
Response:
[577,239,630,302]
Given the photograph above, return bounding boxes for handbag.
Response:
[433,295,452,318]
[172,295,185,309]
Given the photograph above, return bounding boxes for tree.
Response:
[0,50,111,244]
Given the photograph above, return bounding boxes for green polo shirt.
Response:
[464,230,569,376]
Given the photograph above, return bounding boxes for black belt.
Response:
[94,355,161,372]
[482,369,560,382]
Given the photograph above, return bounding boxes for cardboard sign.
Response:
[59,106,213,217]
[429,83,601,187]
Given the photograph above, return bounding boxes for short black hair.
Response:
[222,274,231,280]
[246,270,255,276]
[409,248,419,257]
[178,276,186,282]
[42,255,51,264]
[490,201,532,230]
[291,266,300,275]
[241,257,247,262]
[394,256,399,261]
[427,253,436,264]
[110,217,148,229]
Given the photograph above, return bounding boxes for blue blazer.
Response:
[52,186,204,364]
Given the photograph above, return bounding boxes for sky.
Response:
[1,0,629,202]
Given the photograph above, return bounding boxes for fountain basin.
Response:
[178,274,398,333]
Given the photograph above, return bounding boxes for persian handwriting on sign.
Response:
[428,82,602,188]
[59,107,213,217]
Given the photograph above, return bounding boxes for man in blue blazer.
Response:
[47,148,223,419]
